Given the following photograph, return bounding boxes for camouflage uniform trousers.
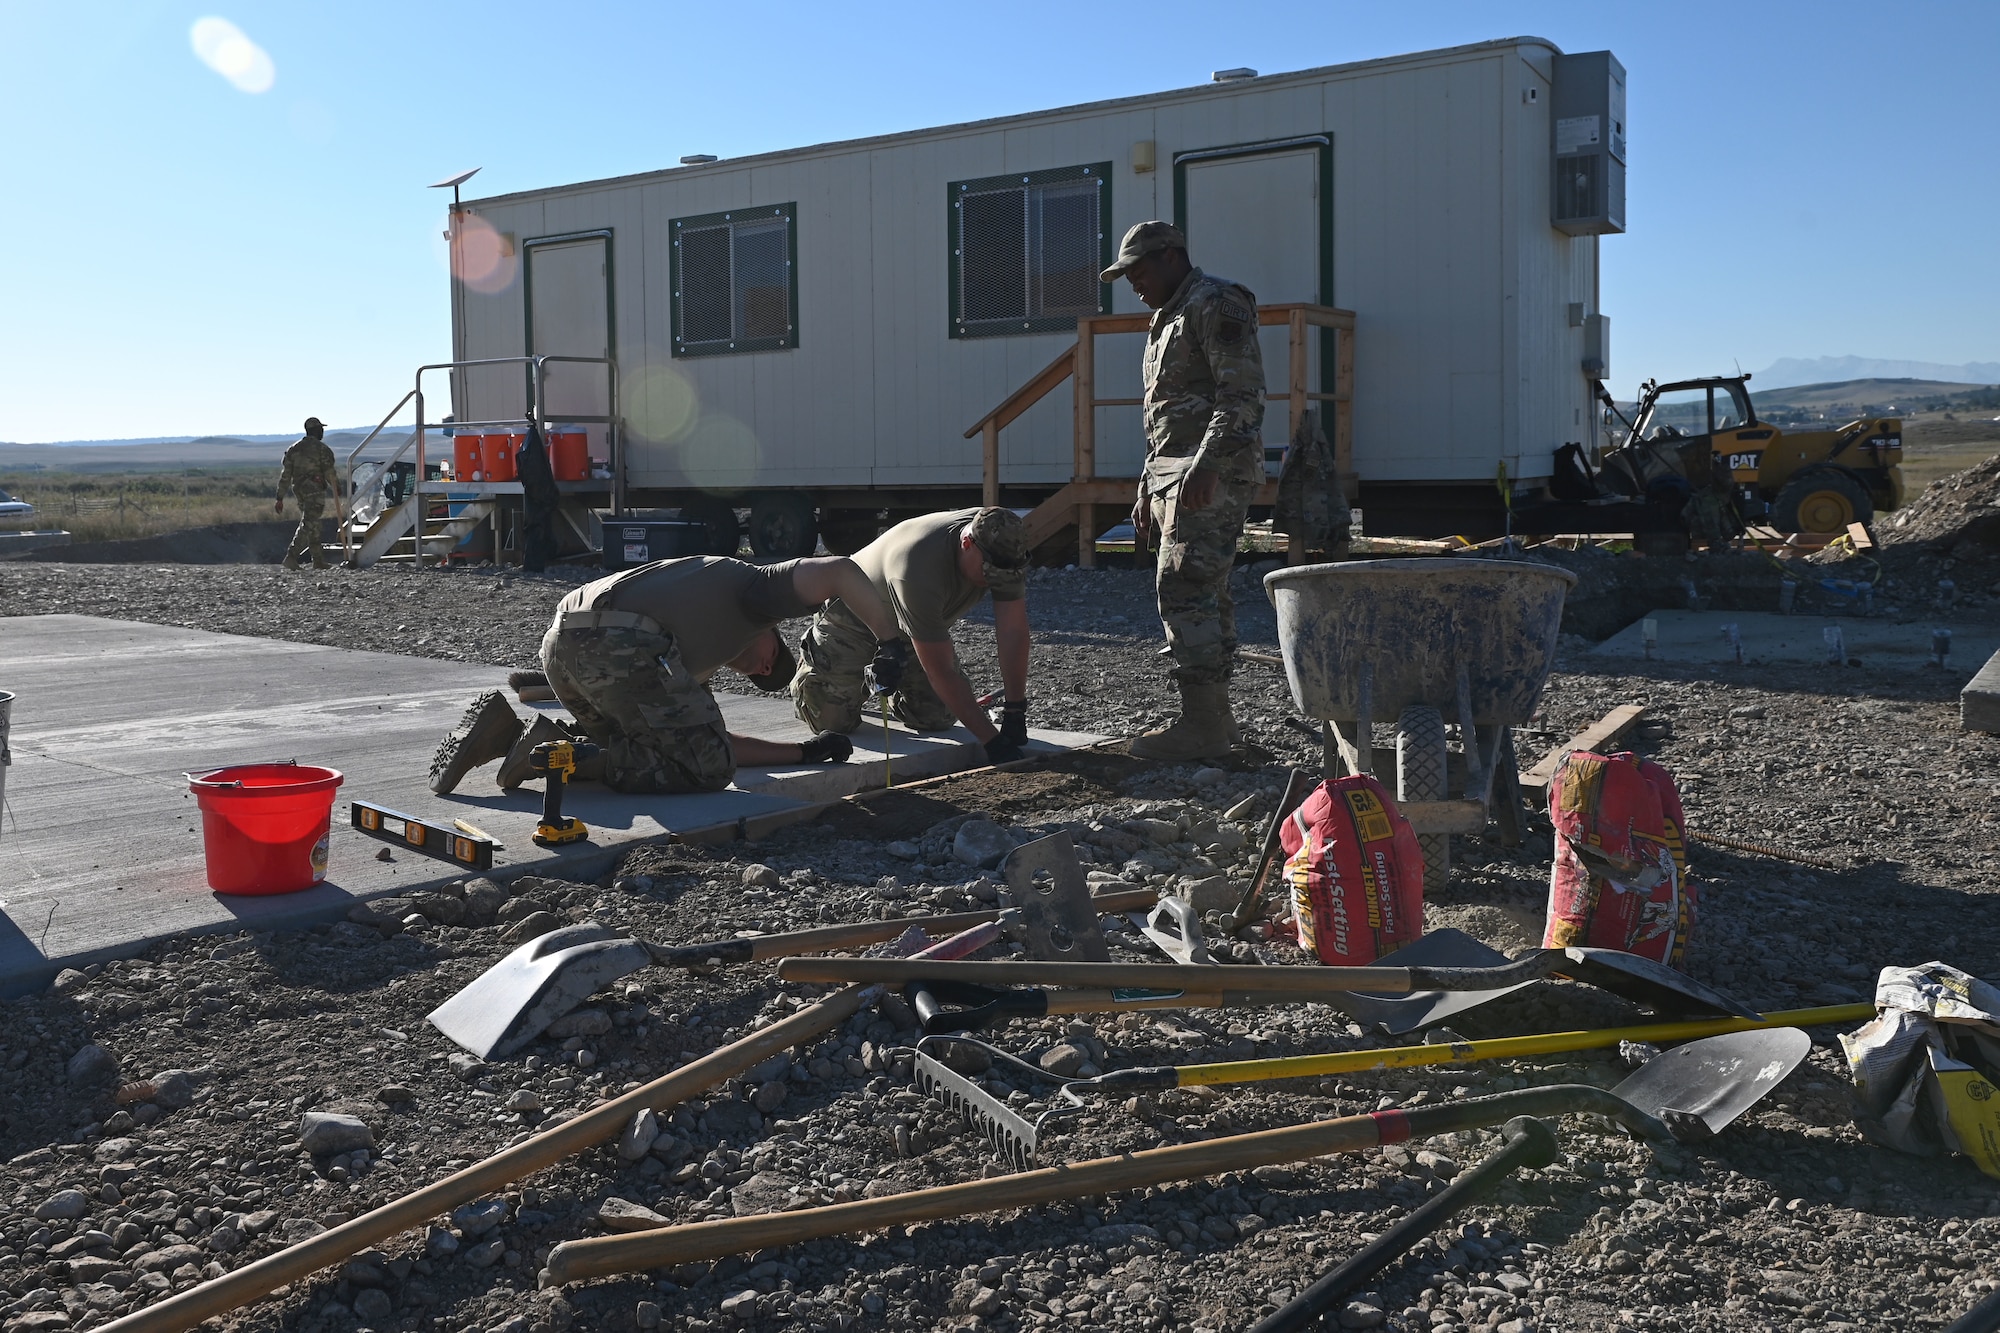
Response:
[538,618,734,794]
[286,489,330,568]
[790,600,954,735]
[1147,470,1255,687]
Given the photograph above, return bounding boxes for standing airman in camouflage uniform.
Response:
[1102,221,1265,760]
[275,417,338,570]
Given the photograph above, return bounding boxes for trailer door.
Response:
[524,231,613,428]
[1175,139,1330,467]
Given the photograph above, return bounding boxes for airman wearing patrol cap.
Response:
[1103,220,1265,761]
[791,506,1034,765]
[275,416,338,570]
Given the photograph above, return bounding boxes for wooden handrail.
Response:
[967,301,1356,560]
[962,345,1077,440]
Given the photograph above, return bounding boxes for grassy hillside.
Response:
[0,466,283,542]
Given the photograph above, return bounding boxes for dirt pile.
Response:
[1884,452,2000,551]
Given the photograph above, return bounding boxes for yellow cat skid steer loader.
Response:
[1625,375,1903,531]
[1516,374,1905,542]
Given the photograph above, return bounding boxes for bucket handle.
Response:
[186,759,300,789]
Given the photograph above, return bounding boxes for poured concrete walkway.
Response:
[0,616,1098,994]
[1587,609,2000,670]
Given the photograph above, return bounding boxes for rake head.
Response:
[911,1036,1085,1171]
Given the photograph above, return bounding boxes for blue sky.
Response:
[3,1,1996,441]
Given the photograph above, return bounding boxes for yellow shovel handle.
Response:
[1170,1003,1874,1088]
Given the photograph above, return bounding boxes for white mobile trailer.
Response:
[451,35,1623,554]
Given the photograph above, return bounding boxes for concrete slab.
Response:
[0,615,1100,994]
[1585,610,2000,670]
[1965,646,2000,733]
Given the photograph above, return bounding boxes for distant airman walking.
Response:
[276,416,338,570]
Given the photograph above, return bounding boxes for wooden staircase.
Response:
[966,303,1355,566]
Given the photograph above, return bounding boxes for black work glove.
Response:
[799,731,854,765]
[996,698,1029,748]
[866,639,909,695]
[983,735,1025,766]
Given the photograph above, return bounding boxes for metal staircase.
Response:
[338,353,622,570]
[350,496,498,567]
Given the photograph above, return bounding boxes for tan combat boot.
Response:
[497,715,599,790]
[1129,680,1236,761]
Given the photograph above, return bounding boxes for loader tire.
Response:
[1772,468,1872,535]
[1396,705,1450,894]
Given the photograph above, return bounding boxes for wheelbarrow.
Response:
[1264,557,1577,887]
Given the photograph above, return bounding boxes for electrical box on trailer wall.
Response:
[1551,51,1626,236]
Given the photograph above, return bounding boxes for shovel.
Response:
[540,1028,1811,1280]
[1250,1115,1560,1333]
[99,919,1005,1333]
[427,883,1157,1058]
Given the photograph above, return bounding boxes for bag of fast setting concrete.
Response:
[1541,751,1695,968]
[1279,774,1425,965]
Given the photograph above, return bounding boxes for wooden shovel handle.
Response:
[98,922,1003,1333]
[648,888,1159,968]
[543,1084,1655,1281]
[775,954,1556,996]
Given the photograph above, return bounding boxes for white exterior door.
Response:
[1178,143,1326,466]
[526,235,612,425]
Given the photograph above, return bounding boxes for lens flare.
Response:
[625,362,699,446]
[676,410,761,488]
[452,214,518,294]
[190,17,276,94]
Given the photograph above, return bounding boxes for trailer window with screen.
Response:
[950,164,1112,338]
[670,204,798,357]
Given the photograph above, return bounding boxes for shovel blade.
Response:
[1613,1027,1811,1140]
[1559,947,1762,1021]
[1002,832,1111,963]
[1334,929,1533,1036]
[428,922,652,1059]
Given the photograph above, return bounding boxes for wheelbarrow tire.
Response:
[1396,706,1450,893]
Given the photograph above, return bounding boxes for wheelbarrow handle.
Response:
[1249,1115,1560,1333]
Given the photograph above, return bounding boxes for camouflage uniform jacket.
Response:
[1141,268,1266,490]
[278,437,338,502]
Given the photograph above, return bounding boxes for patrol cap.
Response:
[746,632,797,694]
[967,506,1028,598]
[1100,220,1187,283]
[303,416,325,432]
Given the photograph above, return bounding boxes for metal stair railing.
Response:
[341,354,621,569]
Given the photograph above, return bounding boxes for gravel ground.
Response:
[2,536,1999,1333]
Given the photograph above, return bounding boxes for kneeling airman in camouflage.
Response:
[430,554,904,795]
[791,507,1032,766]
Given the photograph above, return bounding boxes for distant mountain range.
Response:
[0,430,407,472]
[1755,356,2000,390]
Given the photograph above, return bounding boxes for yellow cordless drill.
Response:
[528,738,599,847]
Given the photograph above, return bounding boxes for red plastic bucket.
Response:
[188,763,343,895]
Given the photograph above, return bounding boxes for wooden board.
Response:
[1519,703,1647,797]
